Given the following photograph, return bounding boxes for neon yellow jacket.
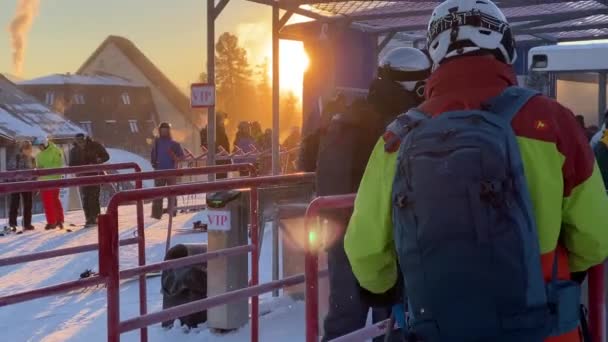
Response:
[36,142,64,181]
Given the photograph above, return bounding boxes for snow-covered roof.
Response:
[0,76,85,141]
[19,73,144,87]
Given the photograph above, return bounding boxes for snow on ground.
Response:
[0,205,305,342]
[106,149,155,188]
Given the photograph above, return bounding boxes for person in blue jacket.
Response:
[151,122,184,219]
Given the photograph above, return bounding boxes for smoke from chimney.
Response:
[8,0,40,77]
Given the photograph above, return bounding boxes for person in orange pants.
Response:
[34,136,65,230]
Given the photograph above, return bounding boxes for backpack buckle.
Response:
[480,180,503,207]
[396,194,410,208]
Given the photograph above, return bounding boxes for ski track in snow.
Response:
[0,205,306,342]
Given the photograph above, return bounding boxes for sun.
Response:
[266,40,309,97]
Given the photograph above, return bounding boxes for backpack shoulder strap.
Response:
[384,109,429,152]
[484,86,540,122]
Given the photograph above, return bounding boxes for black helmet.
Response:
[158,122,172,130]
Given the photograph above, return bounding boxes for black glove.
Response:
[571,271,587,284]
[358,274,404,308]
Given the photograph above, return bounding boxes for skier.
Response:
[317,47,431,342]
[233,121,256,154]
[151,122,185,219]
[345,1,608,341]
[200,112,230,179]
[7,140,36,232]
[69,133,110,227]
[34,136,65,230]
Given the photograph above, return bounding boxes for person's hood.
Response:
[422,55,517,114]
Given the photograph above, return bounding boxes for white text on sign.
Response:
[205,210,231,231]
[191,84,215,108]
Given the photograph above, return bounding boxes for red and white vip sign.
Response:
[205,210,231,231]
[190,83,215,108]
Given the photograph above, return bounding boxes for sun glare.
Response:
[266,40,309,97]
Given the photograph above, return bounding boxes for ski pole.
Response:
[383,312,396,342]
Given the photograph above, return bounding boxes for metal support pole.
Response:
[272,220,280,297]
[272,5,280,175]
[377,31,396,55]
[250,187,260,342]
[135,179,148,342]
[207,0,217,180]
[599,72,607,126]
[589,263,606,342]
[99,213,120,342]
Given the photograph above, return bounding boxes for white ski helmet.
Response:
[426,0,516,66]
[379,47,431,97]
[33,136,48,147]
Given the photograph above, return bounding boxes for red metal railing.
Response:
[303,194,607,342]
[0,163,258,342]
[100,173,315,342]
[589,264,606,341]
[304,194,357,342]
[0,162,142,181]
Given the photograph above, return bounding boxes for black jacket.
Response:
[69,138,110,174]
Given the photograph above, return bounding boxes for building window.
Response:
[121,93,131,105]
[73,94,85,105]
[129,120,139,133]
[80,121,93,136]
[45,92,55,106]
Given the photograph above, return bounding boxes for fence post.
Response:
[99,213,120,342]
[589,263,606,342]
[135,178,148,342]
[305,215,319,342]
[250,187,260,342]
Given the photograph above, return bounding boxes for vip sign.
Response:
[191,83,215,108]
[205,210,231,231]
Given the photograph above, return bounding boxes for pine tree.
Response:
[255,57,272,127]
[215,32,253,119]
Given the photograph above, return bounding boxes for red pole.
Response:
[99,213,121,342]
[250,187,260,342]
[589,263,606,342]
[304,195,357,342]
[305,215,320,342]
[135,177,148,342]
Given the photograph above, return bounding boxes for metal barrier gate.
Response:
[0,163,257,342]
[303,195,607,342]
[99,173,315,342]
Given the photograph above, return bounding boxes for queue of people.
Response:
[5,134,110,232]
[333,1,608,341]
[199,114,301,175]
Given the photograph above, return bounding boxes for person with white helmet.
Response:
[34,136,66,230]
[316,47,430,342]
[344,1,608,341]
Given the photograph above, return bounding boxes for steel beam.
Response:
[214,0,231,20]
[521,22,608,35]
[207,0,216,177]
[377,31,397,54]
[279,10,294,29]
[599,72,607,127]
[272,5,281,175]
[371,8,608,34]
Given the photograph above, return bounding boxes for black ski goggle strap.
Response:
[378,66,432,82]
[427,10,510,46]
